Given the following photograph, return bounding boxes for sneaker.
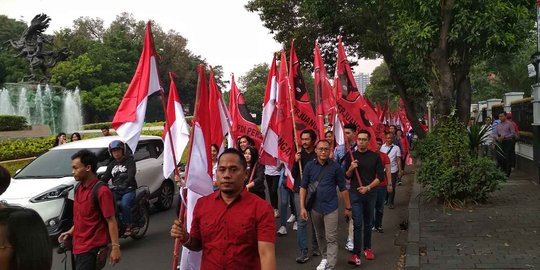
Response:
[374,226,384,233]
[389,204,395,209]
[274,209,280,218]
[124,226,132,236]
[277,226,287,236]
[287,214,296,223]
[316,259,328,270]
[348,254,361,266]
[295,254,310,264]
[312,249,321,256]
[398,180,403,186]
[364,248,375,260]
[345,240,354,251]
[293,221,298,231]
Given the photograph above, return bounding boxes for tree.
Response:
[247,0,533,136]
[240,63,269,122]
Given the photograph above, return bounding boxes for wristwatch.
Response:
[345,207,352,211]
[367,186,371,191]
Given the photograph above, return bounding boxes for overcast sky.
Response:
[0,0,383,88]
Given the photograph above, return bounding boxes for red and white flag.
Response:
[278,50,297,190]
[229,74,263,149]
[112,22,161,152]
[162,72,190,179]
[180,64,214,270]
[289,41,317,142]
[209,67,233,151]
[260,54,279,165]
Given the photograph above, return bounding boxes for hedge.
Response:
[83,117,193,130]
[0,115,28,131]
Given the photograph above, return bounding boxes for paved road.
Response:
[52,169,413,270]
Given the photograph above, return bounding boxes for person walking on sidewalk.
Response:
[334,123,357,251]
[170,148,276,270]
[300,140,351,270]
[265,161,281,218]
[494,111,516,177]
[381,132,402,209]
[374,138,392,233]
[292,129,320,263]
[344,130,384,266]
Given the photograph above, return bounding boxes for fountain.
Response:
[0,83,83,133]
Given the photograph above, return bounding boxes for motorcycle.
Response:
[116,186,150,239]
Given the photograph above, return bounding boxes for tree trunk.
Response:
[382,50,427,139]
[455,66,472,124]
[429,0,455,117]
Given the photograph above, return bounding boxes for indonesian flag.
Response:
[260,54,279,165]
[289,41,317,142]
[399,98,413,133]
[112,22,161,152]
[313,41,336,140]
[278,50,297,190]
[162,72,190,179]
[209,67,233,151]
[334,36,379,151]
[229,75,263,149]
[180,64,214,270]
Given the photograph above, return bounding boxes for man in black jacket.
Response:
[101,140,137,236]
[291,129,319,263]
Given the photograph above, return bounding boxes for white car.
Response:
[0,135,176,237]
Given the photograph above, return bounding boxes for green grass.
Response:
[0,158,33,176]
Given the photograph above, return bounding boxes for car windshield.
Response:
[14,148,111,179]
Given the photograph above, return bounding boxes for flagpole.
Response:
[284,48,303,177]
[162,83,182,270]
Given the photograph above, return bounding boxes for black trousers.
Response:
[496,139,513,177]
[75,247,100,270]
[265,174,280,209]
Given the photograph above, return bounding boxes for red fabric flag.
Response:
[289,41,317,141]
[398,98,413,133]
[260,54,279,165]
[229,75,263,149]
[278,50,297,190]
[162,72,190,179]
[112,22,161,152]
[313,41,336,140]
[209,67,232,150]
[334,37,379,150]
[180,64,214,270]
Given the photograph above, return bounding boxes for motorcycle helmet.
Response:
[108,140,126,156]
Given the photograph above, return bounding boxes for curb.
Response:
[405,174,422,270]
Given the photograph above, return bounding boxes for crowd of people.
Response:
[171,123,415,270]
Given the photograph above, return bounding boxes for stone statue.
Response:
[2,13,70,83]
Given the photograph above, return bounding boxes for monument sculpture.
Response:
[2,13,70,83]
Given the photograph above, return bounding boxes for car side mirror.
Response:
[96,166,107,174]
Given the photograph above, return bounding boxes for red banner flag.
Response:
[229,75,263,149]
[334,37,379,150]
[289,41,317,140]
[313,41,336,140]
[278,50,297,189]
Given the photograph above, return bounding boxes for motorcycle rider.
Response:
[101,140,137,236]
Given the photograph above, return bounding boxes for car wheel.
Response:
[155,180,174,210]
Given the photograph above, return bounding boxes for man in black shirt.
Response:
[344,130,384,266]
[291,129,319,263]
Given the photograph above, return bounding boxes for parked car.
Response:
[0,135,176,238]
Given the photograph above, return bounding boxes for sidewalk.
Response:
[407,169,540,269]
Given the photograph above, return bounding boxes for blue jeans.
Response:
[374,186,387,228]
[350,189,376,255]
[279,186,295,226]
[294,193,318,256]
[116,191,135,226]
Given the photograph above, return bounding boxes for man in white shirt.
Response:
[380,132,402,209]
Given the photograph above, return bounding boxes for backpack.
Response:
[75,181,116,223]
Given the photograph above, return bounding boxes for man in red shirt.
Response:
[374,138,392,233]
[171,148,276,270]
[59,150,121,270]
